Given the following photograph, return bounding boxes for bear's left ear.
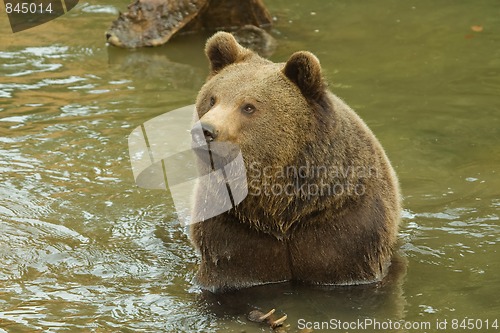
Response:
[205,32,251,75]
[283,51,326,102]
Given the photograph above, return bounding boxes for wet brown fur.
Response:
[190,32,401,292]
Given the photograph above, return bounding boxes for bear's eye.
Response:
[242,103,256,114]
[209,96,216,107]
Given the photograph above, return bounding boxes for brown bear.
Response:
[189,32,401,293]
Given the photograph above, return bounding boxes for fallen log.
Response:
[106,0,273,48]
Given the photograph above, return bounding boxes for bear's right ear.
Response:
[205,32,251,74]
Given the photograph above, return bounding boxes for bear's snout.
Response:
[202,122,218,142]
[191,122,218,144]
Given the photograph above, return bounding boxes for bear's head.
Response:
[195,32,333,168]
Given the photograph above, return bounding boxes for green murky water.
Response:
[1,1,499,332]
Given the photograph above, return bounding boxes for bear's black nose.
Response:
[191,122,218,145]
[201,122,218,143]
